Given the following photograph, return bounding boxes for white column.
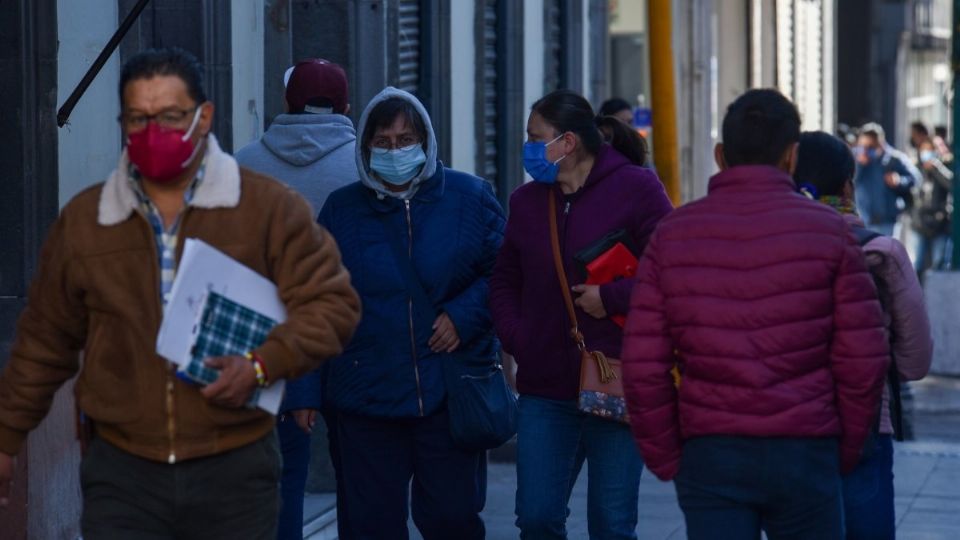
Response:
[231,0,265,150]
[523,0,546,113]
[449,0,477,174]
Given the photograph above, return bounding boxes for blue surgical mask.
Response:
[523,134,567,184]
[369,144,427,186]
[920,149,936,163]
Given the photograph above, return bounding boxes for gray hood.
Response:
[355,87,438,199]
[262,113,357,167]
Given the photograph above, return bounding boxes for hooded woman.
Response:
[312,87,504,539]
[490,89,673,538]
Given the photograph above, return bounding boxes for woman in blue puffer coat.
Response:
[311,87,504,539]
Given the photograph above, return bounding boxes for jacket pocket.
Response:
[76,315,144,424]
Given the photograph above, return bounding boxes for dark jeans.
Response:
[276,414,311,540]
[514,395,643,540]
[842,434,895,540]
[81,435,280,540]
[336,408,486,540]
[675,436,843,540]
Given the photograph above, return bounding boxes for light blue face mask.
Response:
[369,144,427,186]
[523,134,567,184]
[920,149,936,163]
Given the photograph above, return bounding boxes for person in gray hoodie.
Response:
[236,58,359,213]
[235,58,358,540]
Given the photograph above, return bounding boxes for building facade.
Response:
[0,1,611,538]
[838,0,952,149]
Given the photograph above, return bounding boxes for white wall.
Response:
[523,0,546,115]
[449,0,476,174]
[57,0,121,207]
[231,0,265,150]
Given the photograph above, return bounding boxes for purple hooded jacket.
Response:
[490,144,673,400]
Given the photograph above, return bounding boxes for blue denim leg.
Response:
[933,234,952,270]
[276,415,311,540]
[867,222,896,237]
[842,435,895,540]
[676,436,843,540]
[915,233,932,274]
[515,396,586,540]
[583,416,642,540]
[762,438,844,539]
[675,437,764,540]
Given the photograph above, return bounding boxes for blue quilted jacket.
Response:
[282,86,504,417]
[311,165,505,417]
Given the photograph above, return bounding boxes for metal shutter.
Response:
[476,0,498,185]
[397,0,420,94]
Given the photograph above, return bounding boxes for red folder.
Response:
[576,236,638,328]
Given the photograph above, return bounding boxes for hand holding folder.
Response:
[573,229,639,327]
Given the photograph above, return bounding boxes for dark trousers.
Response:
[277,415,311,540]
[337,408,486,540]
[81,435,280,540]
[675,436,843,540]
[842,434,895,540]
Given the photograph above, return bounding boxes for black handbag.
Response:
[378,212,517,451]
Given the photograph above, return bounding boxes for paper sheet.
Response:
[156,238,287,414]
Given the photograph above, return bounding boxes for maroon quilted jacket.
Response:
[622,165,890,481]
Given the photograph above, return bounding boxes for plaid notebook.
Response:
[181,291,277,407]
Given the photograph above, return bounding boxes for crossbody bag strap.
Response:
[548,192,617,383]
[548,193,583,347]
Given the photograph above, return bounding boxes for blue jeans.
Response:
[842,434,894,540]
[515,395,643,540]
[866,222,896,237]
[276,414,311,540]
[675,436,843,540]
[914,232,952,275]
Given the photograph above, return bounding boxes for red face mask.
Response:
[127,108,202,183]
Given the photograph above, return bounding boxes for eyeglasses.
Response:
[370,134,421,151]
[120,107,198,131]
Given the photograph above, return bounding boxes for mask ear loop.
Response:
[179,106,205,168]
[546,132,569,165]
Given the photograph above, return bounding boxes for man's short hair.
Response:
[285,59,349,114]
[119,47,207,106]
[910,121,929,137]
[721,89,801,167]
[859,122,886,144]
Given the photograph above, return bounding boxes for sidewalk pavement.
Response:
[308,375,960,539]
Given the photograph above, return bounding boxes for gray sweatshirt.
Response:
[235,113,360,214]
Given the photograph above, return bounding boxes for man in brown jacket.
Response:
[0,48,360,539]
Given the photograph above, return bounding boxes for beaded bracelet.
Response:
[245,351,269,388]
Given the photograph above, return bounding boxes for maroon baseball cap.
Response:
[285,59,348,114]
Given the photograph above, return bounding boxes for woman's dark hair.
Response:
[793,131,855,197]
[596,116,647,166]
[598,97,632,118]
[120,47,207,106]
[532,90,642,163]
[360,97,428,162]
[721,88,801,167]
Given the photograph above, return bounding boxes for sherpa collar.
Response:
[97,134,241,226]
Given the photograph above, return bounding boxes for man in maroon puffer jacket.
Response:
[622,89,889,539]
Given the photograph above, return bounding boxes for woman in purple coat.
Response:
[490,90,673,539]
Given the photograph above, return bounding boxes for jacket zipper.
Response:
[166,209,191,464]
[137,209,179,463]
[405,200,425,416]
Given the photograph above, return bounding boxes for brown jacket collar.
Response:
[98,134,241,226]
